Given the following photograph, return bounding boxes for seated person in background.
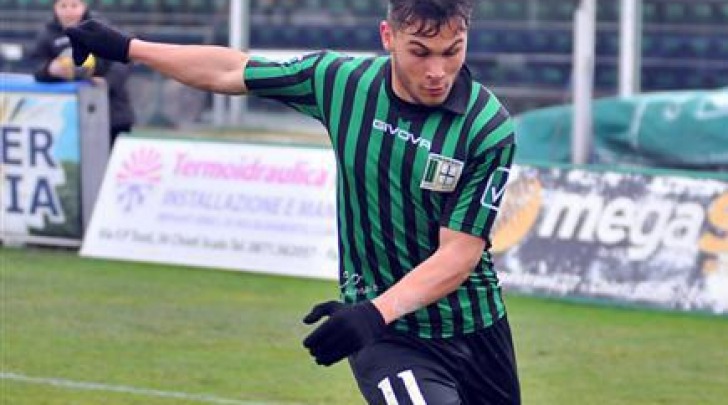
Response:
[30,0,135,147]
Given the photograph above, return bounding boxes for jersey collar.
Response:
[384,59,472,116]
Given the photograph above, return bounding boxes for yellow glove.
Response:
[57,53,96,79]
[81,53,96,72]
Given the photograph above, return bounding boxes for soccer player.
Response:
[65,0,520,402]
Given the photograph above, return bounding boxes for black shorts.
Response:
[348,316,520,405]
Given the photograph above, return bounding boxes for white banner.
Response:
[81,137,338,279]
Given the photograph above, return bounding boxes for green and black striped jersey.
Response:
[245,51,515,339]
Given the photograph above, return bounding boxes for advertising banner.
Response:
[82,137,728,314]
[81,138,338,279]
[492,165,728,314]
[1,90,83,242]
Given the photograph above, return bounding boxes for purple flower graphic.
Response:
[115,148,162,212]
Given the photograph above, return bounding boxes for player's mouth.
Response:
[424,86,446,97]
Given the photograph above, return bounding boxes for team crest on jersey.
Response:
[420,154,464,192]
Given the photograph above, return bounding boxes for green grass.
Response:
[2,247,727,404]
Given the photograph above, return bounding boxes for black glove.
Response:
[65,20,132,65]
[302,301,386,366]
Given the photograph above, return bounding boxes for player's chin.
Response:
[419,95,448,107]
[417,89,450,106]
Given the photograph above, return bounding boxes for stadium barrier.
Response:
[1,73,110,247]
[82,136,728,315]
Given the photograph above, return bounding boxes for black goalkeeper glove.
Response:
[302,300,386,366]
[65,19,132,65]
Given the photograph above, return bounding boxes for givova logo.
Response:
[372,119,431,151]
[115,148,162,213]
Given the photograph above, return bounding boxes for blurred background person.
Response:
[30,0,134,147]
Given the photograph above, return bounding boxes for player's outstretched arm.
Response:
[65,20,249,95]
[130,40,249,95]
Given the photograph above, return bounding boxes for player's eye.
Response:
[410,49,429,58]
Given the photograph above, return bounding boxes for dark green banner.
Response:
[515,88,728,170]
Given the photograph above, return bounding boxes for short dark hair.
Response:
[387,0,475,37]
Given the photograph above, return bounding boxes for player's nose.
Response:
[425,61,446,81]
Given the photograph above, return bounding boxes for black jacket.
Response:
[30,11,135,129]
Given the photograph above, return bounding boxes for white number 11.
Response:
[377,370,427,405]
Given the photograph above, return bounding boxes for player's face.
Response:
[381,17,468,107]
[55,0,86,28]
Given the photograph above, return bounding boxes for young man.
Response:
[32,0,135,147]
[66,0,520,403]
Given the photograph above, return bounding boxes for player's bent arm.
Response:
[372,227,485,324]
[129,39,250,95]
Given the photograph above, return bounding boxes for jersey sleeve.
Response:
[244,51,326,120]
[440,119,516,242]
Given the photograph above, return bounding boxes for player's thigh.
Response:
[461,318,521,405]
[349,340,462,405]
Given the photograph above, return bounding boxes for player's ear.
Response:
[380,21,393,52]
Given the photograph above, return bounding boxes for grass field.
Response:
[2,247,727,404]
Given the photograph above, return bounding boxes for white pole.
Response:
[212,95,226,128]
[571,0,596,165]
[619,0,642,97]
[228,0,250,126]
